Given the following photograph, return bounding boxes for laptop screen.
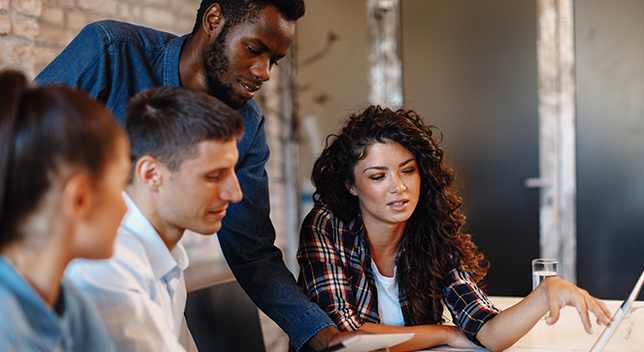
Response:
[589,268,644,352]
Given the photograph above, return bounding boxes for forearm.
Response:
[359,323,466,352]
[476,282,549,351]
[477,276,613,352]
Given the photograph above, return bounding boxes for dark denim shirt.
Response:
[36,20,334,351]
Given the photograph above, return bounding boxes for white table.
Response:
[422,296,644,352]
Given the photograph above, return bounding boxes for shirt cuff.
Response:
[287,305,336,352]
[459,306,498,346]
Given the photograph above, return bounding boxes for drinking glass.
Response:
[532,258,559,290]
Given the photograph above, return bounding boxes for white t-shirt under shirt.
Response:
[371,261,405,327]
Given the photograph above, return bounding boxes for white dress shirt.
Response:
[66,193,196,352]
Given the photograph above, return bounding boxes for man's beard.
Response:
[203,28,245,110]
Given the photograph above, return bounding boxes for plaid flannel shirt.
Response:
[297,204,500,345]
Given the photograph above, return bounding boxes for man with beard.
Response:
[36,1,353,351]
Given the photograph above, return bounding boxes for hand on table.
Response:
[308,325,370,351]
[443,325,479,349]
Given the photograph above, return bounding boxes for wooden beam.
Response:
[261,50,301,275]
[366,0,403,107]
[535,0,577,283]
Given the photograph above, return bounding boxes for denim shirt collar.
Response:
[163,34,188,87]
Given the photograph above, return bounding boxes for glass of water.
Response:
[532,258,558,290]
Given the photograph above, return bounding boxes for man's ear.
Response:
[61,173,93,219]
[134,156,164,192]
[203,3,226,37]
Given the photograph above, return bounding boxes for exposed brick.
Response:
[78,0,117,17]
[58,0,76,8]
[117,3,141,23]
[142,0,168,7]
[10,44,36,75]
[174,0,198,18]
[36,24,72,47]
[87,13,110,24]
[13,0,43,17]
[142,7,174,30]
[41,0,56,6]
[13,15,39,40]
[32,45,60,69]
[66,10,89,32]
[41,6,65,26]
[0,13,11,34]
[177,17,194,35]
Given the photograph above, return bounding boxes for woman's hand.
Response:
[444,325,478,349]
[478,277,612,352]
[539,277,612,333]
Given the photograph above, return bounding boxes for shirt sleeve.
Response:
[66,261,187,352]
[34,22,111,103]
[297,209,365,332]
[215,105,333,351]
[443,268,501,346]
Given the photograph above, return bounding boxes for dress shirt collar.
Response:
[121,193,189,281]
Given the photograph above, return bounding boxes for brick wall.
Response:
[0,0,199,78]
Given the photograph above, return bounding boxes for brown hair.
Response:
[0,70,123,250]
[125,86,244,172]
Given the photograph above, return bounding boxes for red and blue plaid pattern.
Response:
[297,204,500,345]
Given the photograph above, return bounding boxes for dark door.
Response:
[401,0,540,296]
[575,0,644,300]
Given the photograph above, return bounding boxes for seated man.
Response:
[66,86,244,351]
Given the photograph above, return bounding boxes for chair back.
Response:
[185,279,266,352]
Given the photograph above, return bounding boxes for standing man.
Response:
[36,1,349,350]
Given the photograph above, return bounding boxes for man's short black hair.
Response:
[125,86,244,172]
[191,0,305,35]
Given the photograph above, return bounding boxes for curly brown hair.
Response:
[311,105,488,326]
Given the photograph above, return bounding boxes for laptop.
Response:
[589,267,644,351]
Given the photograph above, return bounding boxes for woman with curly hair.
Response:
[297,105,611,351]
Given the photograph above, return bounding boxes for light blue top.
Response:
[0,256,116,352]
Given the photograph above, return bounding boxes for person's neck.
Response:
[125,188,184,252]
[2,237,71,307]
[179,34,208,93]
[363,221,405,277]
